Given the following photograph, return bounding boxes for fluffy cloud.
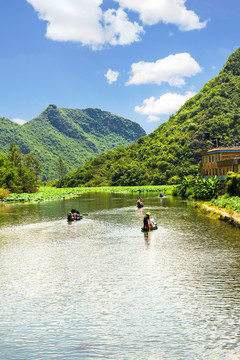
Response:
[27,0,104,47]
[103,8,144,45]
[148,115,161,123]
[115,0,207,30]
[26,0,143,48]
[11,118,27,125]
[135,91,196,122]
[26,0,205,48]
[127,53,202,86]
[105,69,119,84]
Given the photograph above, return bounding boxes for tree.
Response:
[55,156,67,179]
[0,145,40,193]
[24,153,42,180]
[8,142,22,167]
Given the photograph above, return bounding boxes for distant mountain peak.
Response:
[0,105,146,180]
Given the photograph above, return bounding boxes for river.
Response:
[0,192,239,359]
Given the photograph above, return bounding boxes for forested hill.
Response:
[60,47,240,187]
[0,106,146,180]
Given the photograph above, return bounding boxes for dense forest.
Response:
[58,47,240,187]
[0,106,145,180]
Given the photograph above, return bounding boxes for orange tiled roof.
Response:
[207,147,240,152]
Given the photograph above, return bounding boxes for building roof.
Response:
[207,147,240,153]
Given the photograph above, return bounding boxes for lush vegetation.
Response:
[225,172,240,197]
[58,48,240,187]
[1,185,173,203]
[0,106,145,180]
[174,176,222,200]
[210,196,240,213]
[208,172,240,215]
[0,143,39,195]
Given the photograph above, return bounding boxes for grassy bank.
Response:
[195,196,240,228]
[1,185,174,203]
[210,196,240,213]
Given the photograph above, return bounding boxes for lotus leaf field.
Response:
[1,186,173,203]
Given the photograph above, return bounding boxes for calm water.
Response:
[0,193,239,360]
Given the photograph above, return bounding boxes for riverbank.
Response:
[195,198,240,229]
[1,185,173,203]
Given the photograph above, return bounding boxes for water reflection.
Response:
[0,193,239,359]
[144,231,151,247]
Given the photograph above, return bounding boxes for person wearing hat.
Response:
[143,212,151,229]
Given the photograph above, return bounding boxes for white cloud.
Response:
[126,53,202,86]
[135,91,196,122]
[115,0,207,30]
[105,69,119,84]
[11,118,27,125]
[26,0,143,48]
[103,8,144,45]
[26,0,205,48]
[148,115,161,123]
[26,0,105,47]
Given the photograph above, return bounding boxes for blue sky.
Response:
[0,0,239,134]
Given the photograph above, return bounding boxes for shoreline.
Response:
[195,203,240,229]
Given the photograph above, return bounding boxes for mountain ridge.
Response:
[59,47,240,187]
[0,106,146,180]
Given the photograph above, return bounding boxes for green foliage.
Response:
[24,153,42,180]
[192,177,222,200]
[59,48,240,187]
[175,176,195,197]
[55,156,68,179]
[0,187,10,200]
[210,196,240,213]
[175,176,222,200]
[0,106,146,180]
[2,185,174,203]
[0,144,39,194]
[225,172,240,196]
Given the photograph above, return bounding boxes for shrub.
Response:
[176,176,222,200]
[225,172,240,196]
[192,177,222,200]
[0,187,10,200]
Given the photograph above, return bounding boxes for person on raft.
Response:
[143,212,156,228]
[67,212,72,221]
[68,209,80,221]
[143,212,151,228]
[137,196,144,207]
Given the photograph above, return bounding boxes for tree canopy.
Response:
[0,143,39,193]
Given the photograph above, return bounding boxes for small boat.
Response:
[141,221,158,232]
[67,209,83,222]
[67,214,83,221]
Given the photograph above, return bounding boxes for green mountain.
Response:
[60,47,240,187]
[0,105,146,180]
